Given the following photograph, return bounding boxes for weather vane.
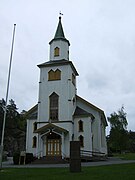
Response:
[59,11,63,17]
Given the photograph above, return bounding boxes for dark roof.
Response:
[28,112,38,119]
[37,60,79,76]
[34,123,68,134]
[49,17,70,45]
[73,106,94,119]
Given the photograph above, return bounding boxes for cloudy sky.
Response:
[0,0,135,134]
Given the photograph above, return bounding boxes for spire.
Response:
[54,16,65,39]
[49,16,70,46]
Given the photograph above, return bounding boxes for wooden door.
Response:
[46,134,61,156]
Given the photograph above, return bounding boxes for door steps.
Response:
[32,156,68,164]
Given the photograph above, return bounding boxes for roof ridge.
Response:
[76,95,104,113]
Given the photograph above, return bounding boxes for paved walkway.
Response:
[2,157,135,168]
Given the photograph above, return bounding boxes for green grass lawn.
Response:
[113,153,135,160]
[0,163,135,180]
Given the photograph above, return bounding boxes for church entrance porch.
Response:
[34,123,69,158]
[46,133,61,156]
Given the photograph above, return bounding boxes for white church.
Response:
[26,16,108,160]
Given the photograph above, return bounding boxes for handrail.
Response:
[33,150,43,158]
[80,150,105,157]
[61,151,67,158]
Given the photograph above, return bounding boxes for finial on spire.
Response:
[59,11,63,19]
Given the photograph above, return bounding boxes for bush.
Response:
[13,152,34,165]
[25,153,34,164]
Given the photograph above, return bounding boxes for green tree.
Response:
[107,106,128,153]
[0,99,26,155]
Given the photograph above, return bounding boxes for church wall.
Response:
[74,117,92,151]
[100,123,107,154]
[26,119,38,155]
[92,115,101,152]
[76,100,103,152]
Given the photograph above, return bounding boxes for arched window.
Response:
[78,120,83,132]
[55,69,61,80]
[79,135,84,147]
[32,136,37,148]
[48,69,61,81]
[54,47,60,56]
[50,92,59,121]
[33,122,37,132]
[48,70,55,80]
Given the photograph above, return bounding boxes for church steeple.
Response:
[49,16,70,61]
[54,16,65,39]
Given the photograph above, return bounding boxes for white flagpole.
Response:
[0,24,16,170]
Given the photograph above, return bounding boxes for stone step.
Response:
[32,156,68,164]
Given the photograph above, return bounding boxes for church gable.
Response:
[34,123,68,134]
[76,95,107,126]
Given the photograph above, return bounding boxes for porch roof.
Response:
[34,123,68,134]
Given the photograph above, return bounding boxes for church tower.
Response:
[49,16,70,61]
[37,16,78,124]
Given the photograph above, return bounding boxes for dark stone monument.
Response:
[70,141,81,172]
